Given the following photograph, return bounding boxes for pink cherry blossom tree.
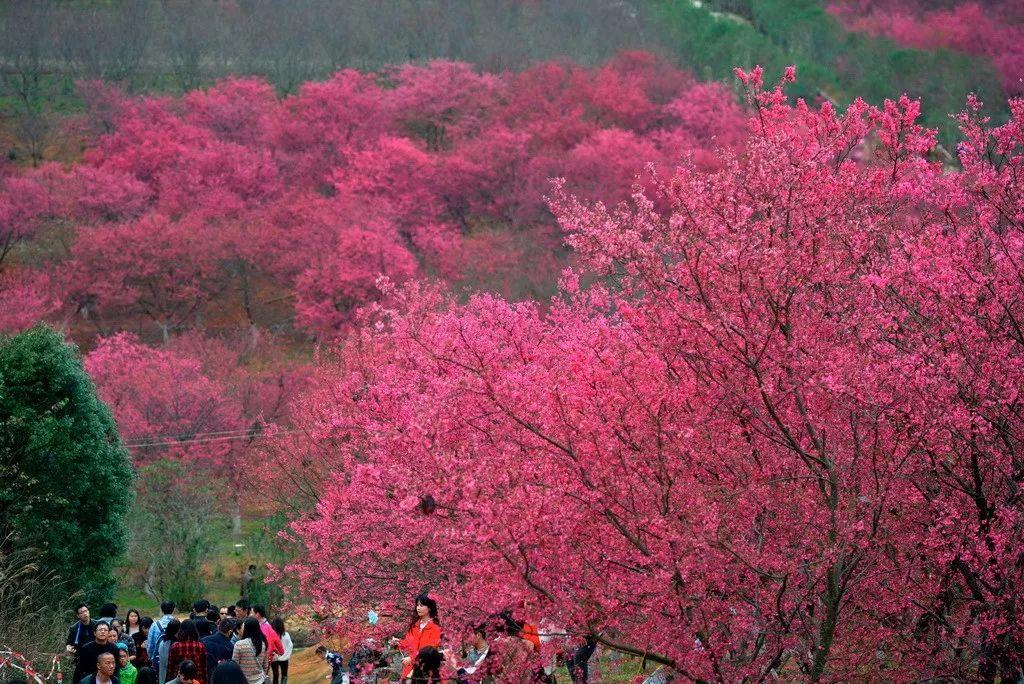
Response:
[285,74,1024,681]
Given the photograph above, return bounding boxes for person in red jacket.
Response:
[252,606,284,662]
[394,594,442,681]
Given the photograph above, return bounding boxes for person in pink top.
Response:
[252,606,283,661]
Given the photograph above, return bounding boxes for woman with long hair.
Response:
[231,617,267,684]
[158,619,181,684]
[167,619,208,684]
[125,610,143,637]
[396,594,441,681]
[269,618,291,684]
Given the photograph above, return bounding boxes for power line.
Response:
[124,427,260,440]
[122,428,300,449]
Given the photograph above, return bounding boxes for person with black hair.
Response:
[134,618,154,668]
[346,637,387,681]
[241,565,256,599]
[135,666,157,684]
[75,623,120,684]
[148,601,176,674]
[565,634,598,684]
[393,594,441,681]
[167,620,208,684]
[409,646,443,684]
[234,600,251,621]
[202,619,235,675]
[210,661,248,684]
[313,647,342,684]
[190,600,211,636]
[251,606,283,662]
[268,618,291,684]
[97,603,119,626]
[487,616,533,682]
[445,625,489,683]
[68,604,97,656]
[110,620,135,659]
[158,619,181,684]
[125,610,143,639]
[165,660,199,684]
[80,651,119,684]
[231,618,267,684]
[202,609,220,638]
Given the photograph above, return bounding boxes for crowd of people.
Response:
[65,599,292,684]
[316,595,599,684]
[66,594,601,684]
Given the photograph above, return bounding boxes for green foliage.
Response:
[130,458,215,607]
[649,0,1008,146]
[242,512,289,613]
[652,0,831,102]
[0,325,133,607]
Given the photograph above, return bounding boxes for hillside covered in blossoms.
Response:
[3,1,1024,682]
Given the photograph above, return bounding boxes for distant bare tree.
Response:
[56,1,151,85]
[160,0,225,91]
[0,0,654,104]
[0,0,57,115]
[237,0,324,93]
[17,111,51,167]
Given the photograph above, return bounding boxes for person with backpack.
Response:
[68,604,98,654]
[148,601,177,674]
[158,620,182,684]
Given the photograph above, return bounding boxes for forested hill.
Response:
[0,0,1011,157]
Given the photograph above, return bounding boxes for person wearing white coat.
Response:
[269,619,291,684]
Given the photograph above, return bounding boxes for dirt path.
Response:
[285,647,332,684]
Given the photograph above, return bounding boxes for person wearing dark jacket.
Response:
[96,603,119,626]
[197,609,218,638]
[68,604,98,653]
[202,619,235,676]
[76,626,120,684]
[79,652,120,684]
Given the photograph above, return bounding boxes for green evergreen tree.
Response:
[0,325,133,606]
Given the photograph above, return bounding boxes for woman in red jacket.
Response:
[395,594,441,681]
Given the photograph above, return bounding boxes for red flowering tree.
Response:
[2,53,748,343]
[294,220,418,337]
[66,214,221,340]
[85,332,246,466]
[0,172,50,271]
[0,269,60,334]
[285,73,1024,681]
